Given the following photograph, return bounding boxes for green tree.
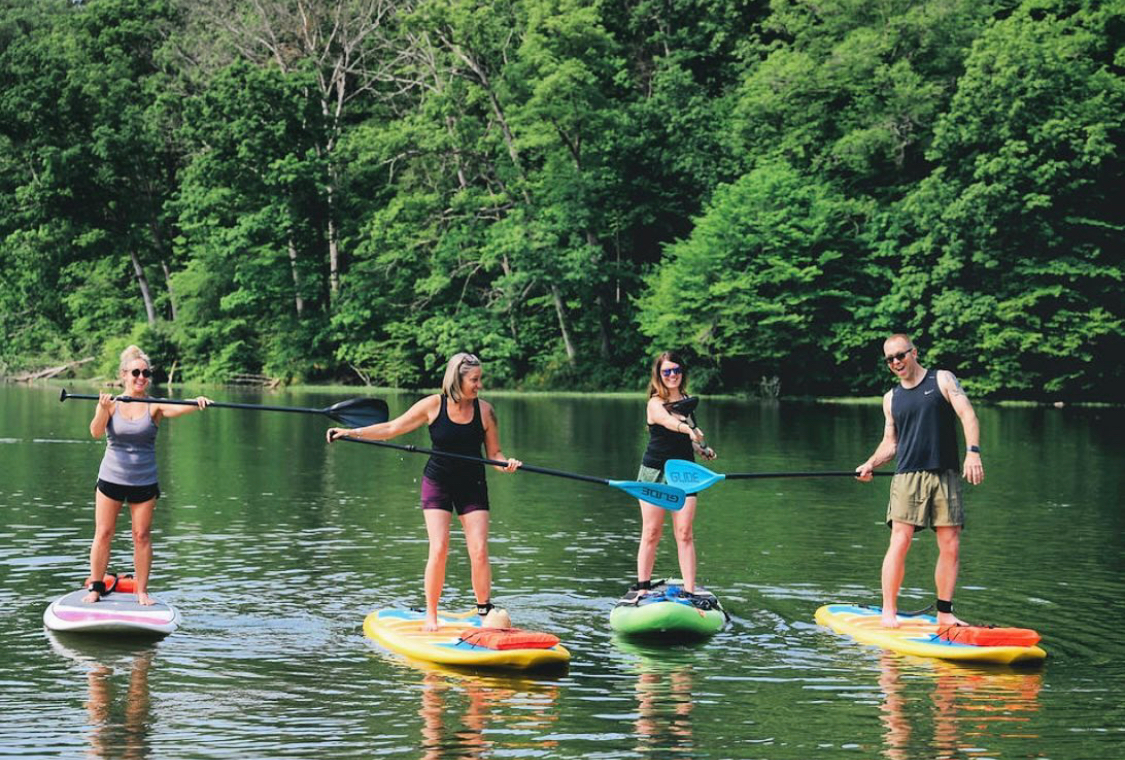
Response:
[874,0,1124,398]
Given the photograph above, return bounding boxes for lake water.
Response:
[1,384,1122,759]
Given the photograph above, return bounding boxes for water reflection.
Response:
[406,664,560,759]
[48,634,156,760]
[615,640,700,757]
[877,653,1042,760]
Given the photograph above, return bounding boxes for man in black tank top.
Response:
[856,334,985,629]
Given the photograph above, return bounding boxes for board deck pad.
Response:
[815,604,1046,665]
[363,608,570,671]
[610,579,726,641]
[44,589,179,637]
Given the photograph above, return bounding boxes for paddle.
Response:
[664,459,894,494]
[59,389,390,428]
[336,435,688,511]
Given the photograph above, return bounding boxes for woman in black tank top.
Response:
[326,353,521,632]
[632,352,716,596]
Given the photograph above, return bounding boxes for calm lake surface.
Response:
[1,384,1123,759]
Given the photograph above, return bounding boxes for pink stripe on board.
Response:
[52,608,173,626]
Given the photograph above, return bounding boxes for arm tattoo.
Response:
[949,374,968,398]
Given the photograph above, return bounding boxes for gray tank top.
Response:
[97,404,159,486]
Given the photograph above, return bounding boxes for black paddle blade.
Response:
[665,395,699,417]
[323,397,389,427]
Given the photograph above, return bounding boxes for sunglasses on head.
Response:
[129,368,153,378]
[661,366,683,378]
[883,350,913,366]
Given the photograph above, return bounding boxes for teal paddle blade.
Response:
[663,459,725,494]
[608,480,688,511]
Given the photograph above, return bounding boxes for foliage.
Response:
[0,0,1120,400]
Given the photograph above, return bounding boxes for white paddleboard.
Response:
[44,588,179,637]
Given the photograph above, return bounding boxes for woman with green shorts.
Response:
[632,352,714,595]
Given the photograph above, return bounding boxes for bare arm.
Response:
[328,395,438,443]
[90,394,114,438]
[154,396,212,422]
[856,391,897,480]
[938,370,984,485]
[481,400,520,472]
[647,397,706,446]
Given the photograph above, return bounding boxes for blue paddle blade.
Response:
[663,459,725,494]
[608,480,688,511]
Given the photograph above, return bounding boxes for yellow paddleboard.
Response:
[363,608,570,671]
[815,604,1046,665]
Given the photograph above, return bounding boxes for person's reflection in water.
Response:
[632,663,695,756]
[417,669,560,759]
[877,655,911,760]
[72,643,155,760]
[877,652,1042,759]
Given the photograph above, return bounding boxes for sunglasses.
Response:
[661,367,683,378]
[883,350,913,366]
[129,368,153,378]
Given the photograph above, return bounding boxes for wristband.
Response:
[967,445,981,454]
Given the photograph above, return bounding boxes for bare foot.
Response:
[421,618,440,632]
[881,610,901,628]
[136,591,155,607]
[82,590,101,604]
[937,613,968,627]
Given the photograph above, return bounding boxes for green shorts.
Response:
[637,464,665,484]
[886,470,964,530]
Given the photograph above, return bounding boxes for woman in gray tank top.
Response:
[84,345,211,607]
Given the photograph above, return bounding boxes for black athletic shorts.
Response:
[96,479,161,504]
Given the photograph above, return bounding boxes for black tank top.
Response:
[424,396,486,484]
[642,400,695,470]
[892,370,959,473]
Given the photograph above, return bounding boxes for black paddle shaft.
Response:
[59,389,388,425]
[338,436,609,486]
[726,471,894,479]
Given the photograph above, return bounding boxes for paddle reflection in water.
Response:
[48,633,157,760]
[877,653,1042,760]
[414,667,561,759]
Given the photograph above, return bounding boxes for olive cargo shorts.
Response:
[887,470,964,529]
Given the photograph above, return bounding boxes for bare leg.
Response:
[671,496,698,592]
[422,509,452,631]
[459,510,491,607]
[130,499,157,606]
[881,522,915,627]
[934,526,967,626]
[84,488,124,603]
[637,501,666,588]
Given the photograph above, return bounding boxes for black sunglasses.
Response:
[660,367,683,378]
[883,350,913,366]
[129,368,153,378]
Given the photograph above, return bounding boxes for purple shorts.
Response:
[421,475,489,515]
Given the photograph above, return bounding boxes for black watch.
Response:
[967,445,981,454]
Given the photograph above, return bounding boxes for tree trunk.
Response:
[551,284,576,365]
[160,260,178,322]
[288,238,305,316]
[149,220,177,321]
[129,251,158,326]
[326,181,341,298]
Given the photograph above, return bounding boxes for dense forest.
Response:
[0,0,1121,399]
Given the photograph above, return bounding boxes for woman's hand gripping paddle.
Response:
[664,459,893,494]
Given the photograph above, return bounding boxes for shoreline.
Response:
[16,377,1119,407]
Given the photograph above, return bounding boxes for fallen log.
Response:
[7,356,95,383]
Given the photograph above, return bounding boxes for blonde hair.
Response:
[647,351,689,401]
[441,353,481,401]
[119,345,152,373]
